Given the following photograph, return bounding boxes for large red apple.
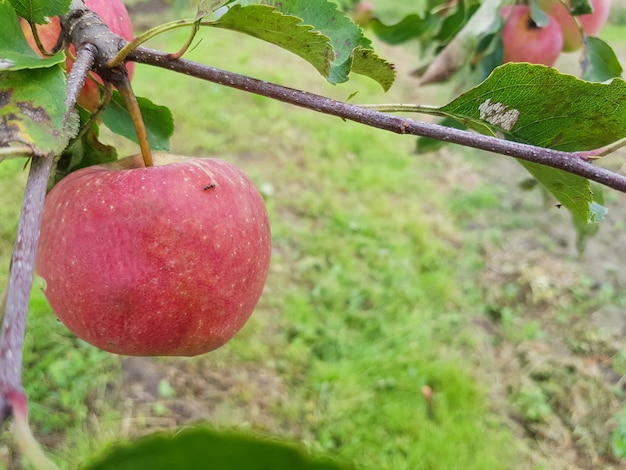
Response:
[20,0,135,111]
[500,5,564,66]
[539,0,611,52]
[36,153,272,356]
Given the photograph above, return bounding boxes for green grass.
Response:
[9,3,626,469]
[103,23,517,469]
[0,162,121,469]
[0,24,517,469]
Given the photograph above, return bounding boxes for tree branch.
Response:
[0,154,54,428]
[64,43,97,122]
[129,47,626,193]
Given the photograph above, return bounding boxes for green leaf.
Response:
[0,1,65,71]
[197,0,229,18]
[440,64,626,151]
[571,187,607,254]
[417,0,502,85]
[416,117,469,153]
[84,427,352,470]
[529,0,550,28]
[101,92,174,151]
[349,47,395,92]
[433,1,478,44]
[436,63,626,223]
[9,0,70,24]
[519,161,593,223]
[570,0,594,16]
[0,67,76,155]
[582,37,623,83]
[369,14,435,45]
[264,0,394,88]
[209,4,334,79]
[51,108,117,187]
[220,0,395,90]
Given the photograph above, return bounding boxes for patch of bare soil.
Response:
[440,147,626,469]
[119,354,298,440]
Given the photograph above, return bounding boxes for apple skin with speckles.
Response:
[36,153,271,356]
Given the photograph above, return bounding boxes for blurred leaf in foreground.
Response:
[85,427,352,470]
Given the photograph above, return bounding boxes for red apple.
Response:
[36,153,272,356]
[539,0,611,52]
[501,5,564,66]
[20,0,135,111]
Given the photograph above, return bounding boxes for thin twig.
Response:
[64,43,97,122]
[129,47,626,193]
[0,147,34,159]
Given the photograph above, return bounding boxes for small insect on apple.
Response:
[36,153,272,356]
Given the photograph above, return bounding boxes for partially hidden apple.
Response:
[353,2,374,27]
[20,0,135,111]
[501,5,564,66]
[36,153,272,356]
[539,0,611,52]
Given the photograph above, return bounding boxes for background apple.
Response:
[20,0,134,111]
[36,153,272,356]
[501,5,564,66]
[353,1,374,27]
[539,0,611,52]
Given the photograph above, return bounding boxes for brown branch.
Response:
[64,43,97,122]
[0,154,54,428]
[128,46,626,193]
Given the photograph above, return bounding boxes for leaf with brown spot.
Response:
[0,68,76,156]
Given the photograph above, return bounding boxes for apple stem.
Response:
[116,78,153,167]
[0,154,54,428]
